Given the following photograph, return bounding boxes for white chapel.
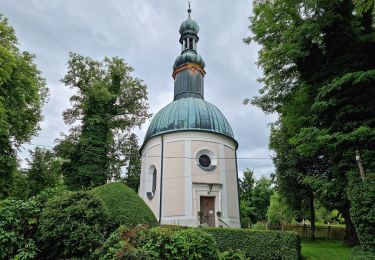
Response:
[138,7,240,228]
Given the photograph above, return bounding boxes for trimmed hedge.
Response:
[351,247,375,260]
[202,228,301,260]
[89,182,157,228]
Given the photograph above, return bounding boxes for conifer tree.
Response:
[123,133,141,192]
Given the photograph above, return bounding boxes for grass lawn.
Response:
[301,239,352,260]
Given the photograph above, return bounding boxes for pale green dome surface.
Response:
[144,97,235,144]
[173,50,206,69]
[179,17,199,35]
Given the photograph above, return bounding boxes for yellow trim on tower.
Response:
[172,63,206,79]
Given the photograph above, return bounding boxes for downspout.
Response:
[159,135,164,223]
[235,150,241,227]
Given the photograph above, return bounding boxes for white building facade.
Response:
[139,8,240,228]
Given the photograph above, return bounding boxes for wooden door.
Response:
[200,196,215,227]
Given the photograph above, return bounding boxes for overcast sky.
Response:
[2,0,276,179]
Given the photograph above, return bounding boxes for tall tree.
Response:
[239,168,255,203]
[238,169,256,223]
[0,15,48,198]
[252,176,274,222]
[239,170,274,223]
[267,192,295,225]
[123,133,141,192]
[247,0,375,245]
[61,53,151,190]
[269,102,321,239]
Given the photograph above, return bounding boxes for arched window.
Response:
[152,168,157,194]
[147,165,157,200]
[188,38,194,49]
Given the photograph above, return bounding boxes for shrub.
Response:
[164,228,218,259]
[203,228,301,260]
[95,225,219,259]
[351,247,375,260]
[93,225,151,260]
[348,172,375,250]
[89,182,157,228]
[36,191,109,259]
[0,187,66,259]
[219,250,246,260]
[0,199,39,259]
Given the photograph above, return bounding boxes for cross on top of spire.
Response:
[187,1,191,17]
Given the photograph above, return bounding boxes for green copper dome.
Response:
[173,50,205,69]
[142,7,237,149]
[144,97,234,143]
[179,16,199,36]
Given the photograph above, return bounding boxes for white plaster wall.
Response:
[139,136,161,219]
[163,140,185,217]
[140,131,240,228]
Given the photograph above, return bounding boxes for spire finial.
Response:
[187,1,191,17]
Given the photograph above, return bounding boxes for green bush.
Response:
[351,247,375,260]
[348,172,375,250]
[162,228,218,259]
[203,228,301,260]
[36,191,109,259]
[218,250,246,260]
[95,225,219,259]
[0,199,39,259]
[89,182,157,228]
[93,225,151,260]
[0,187,67,259]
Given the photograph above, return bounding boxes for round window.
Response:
[199,154,211,168]
[196,149,217,171]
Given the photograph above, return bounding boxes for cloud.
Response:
[3,0,275,179]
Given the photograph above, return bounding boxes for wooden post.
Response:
[328,224,331,240]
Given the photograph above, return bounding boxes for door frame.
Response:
[193,183,223,227]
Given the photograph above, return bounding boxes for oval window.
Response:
[199,154,211,168]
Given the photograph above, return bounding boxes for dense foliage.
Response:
[25,147,62,197]
[0,187,66,259]
[351,246,375,260]
[95,225,219,260]
[252,176,274,221]
[89,182,157,229]
[122,133,142,191]
[238,169,274,225]
[0,15,48,198]
[58,53,151,190]
[267,192,295,225]
[36,191,109,259]
[203,228,301,260]
[348,172,375,251]
[8,170,29,199]
[0,199,39,259]
[247,0,375,245]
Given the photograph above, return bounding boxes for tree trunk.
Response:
[309,192,316,240]
[342,207,359,246]
[355,149,366,181]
